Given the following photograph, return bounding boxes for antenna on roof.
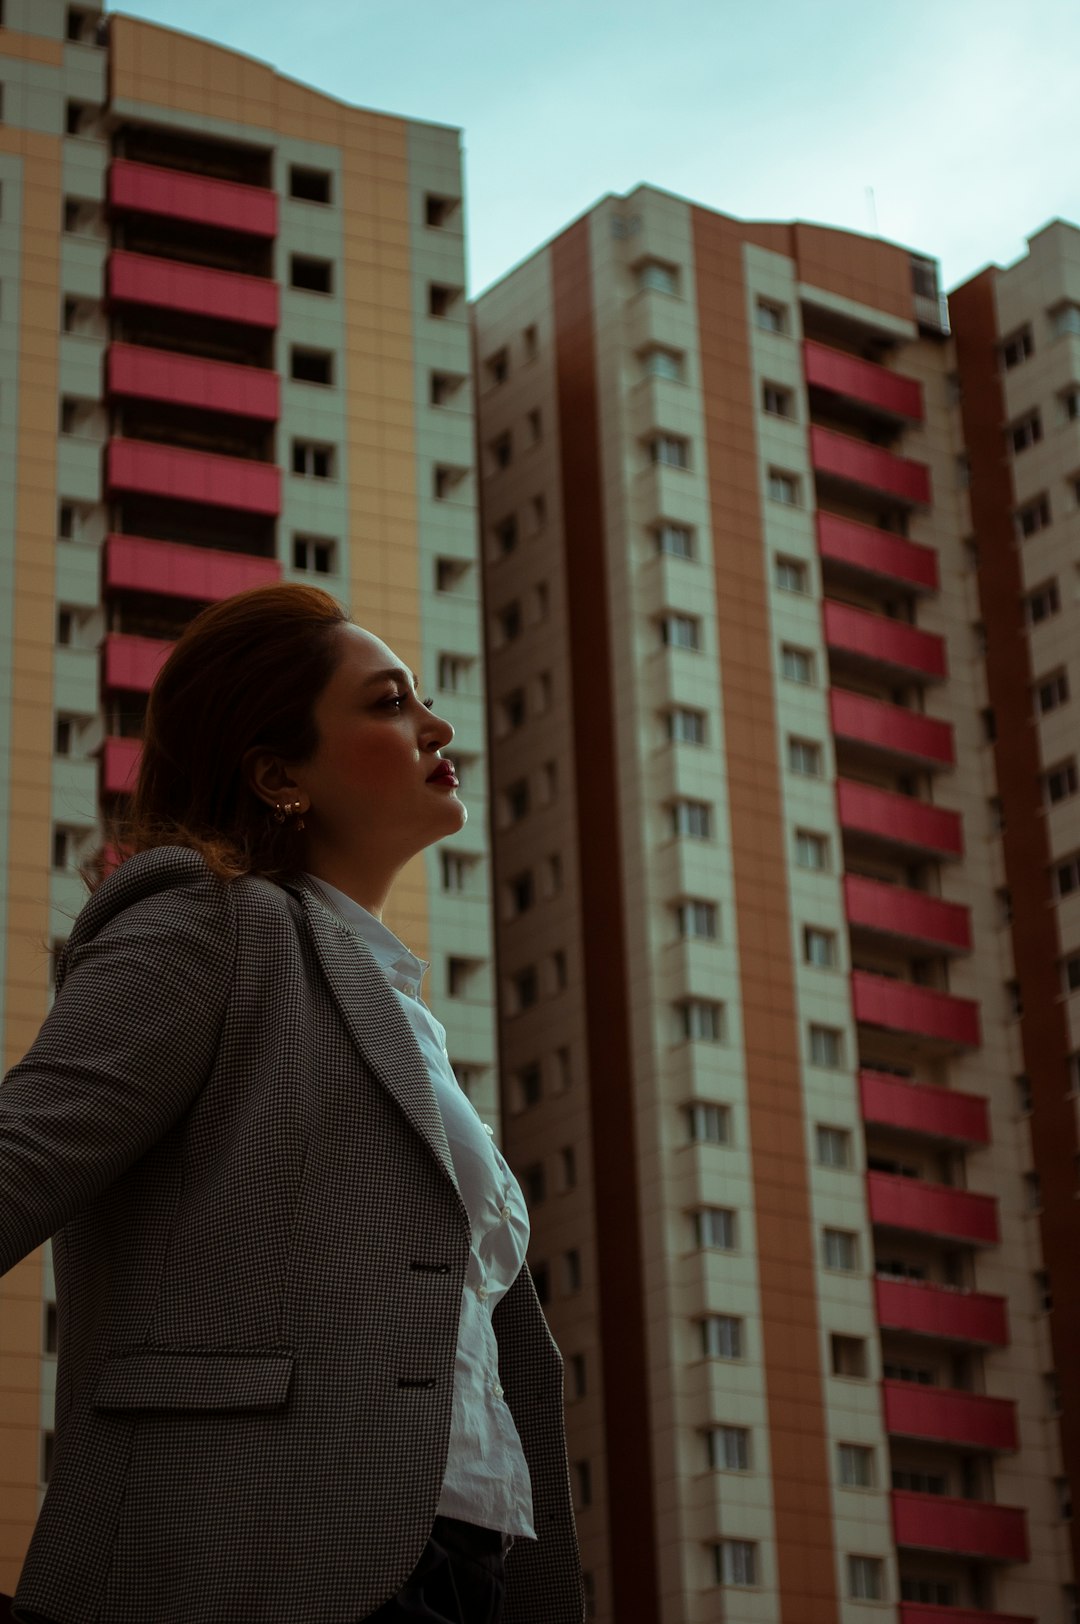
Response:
[866,186,879,236]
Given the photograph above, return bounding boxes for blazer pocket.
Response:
[92,1349,295,1413]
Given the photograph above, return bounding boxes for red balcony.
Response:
[811,425,932,506]
[900,1608,1034,1624]
[106,440,281,516]
[860,1071,989,1146]
[875,1276,1008,1346]
[107,343,280,421]
[824,601,947,682]
[830,690,955,769]
[804,339,924,422]
[102,633,174,694]
[108,250,279,328]
[108,159,278,238]
[105,534,281,603]
[817,512,939,595]
[837,780,964,860]
[844,875,972,954]
[868,1171,998,1246]
[892,1492,1028,1562]
[101,736,142,796]
[852,971,980,1050]
[883,1381,1018,1452]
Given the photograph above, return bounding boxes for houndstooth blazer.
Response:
[0,845,584,1624]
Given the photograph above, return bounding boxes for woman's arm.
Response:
[0,872,236,1276]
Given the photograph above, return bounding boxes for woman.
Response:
[0,583,584,1624]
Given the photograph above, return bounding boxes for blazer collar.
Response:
[280,874,466,1218]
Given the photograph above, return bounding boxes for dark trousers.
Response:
[363,1515,506,1624]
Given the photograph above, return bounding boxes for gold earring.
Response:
[272,799,306,832]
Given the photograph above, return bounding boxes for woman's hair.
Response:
[80,581,352,898]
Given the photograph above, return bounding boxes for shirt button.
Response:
[493,1383,503,1398]
[477,1285,490,1300]
[499,1205,511,1221]
[482,1123,494,1136]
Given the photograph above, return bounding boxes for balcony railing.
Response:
[882,1380,1018,1451]
[837,780,963,860]
[108,250,279,328]
[824,601,947,682]
[106,439,281,515]
[844,874,972,954]
[811,425,932,506]
[891,1491,1028,1562]
[104,534,281,603]
[874,1276,1008,1346]
[817,512,939,594]
[859,1070,989,1146]
[804,339,924,421]
[102,632,174,694]
[868,1171,998,1246]
[107,343,280,420]
[108,158,278,237]
[899,1607,1033,1624]
[830,690,955,769]
[101,736,142,796]
[852,971,980,1050]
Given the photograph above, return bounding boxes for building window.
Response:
[292,535,335,574]
[1036,1269,1053,1312]
[815,1125,851,1168]
[1001,325,1033,367]
[823,1228,859,1271]
[795,829,829,870]
[289,255,333,294]
[788,737,822,777]
[1036,670,1070,714]
[425,192,459,228]
[563,1248,581,1292]
[1051,303,1080,339]
[678,999,725,1042]
[686,1103,731,1145]
[428,283,461,318]
[767,468,799,505]
[775,555,808,593]
[1016,493,1051,538]
[489,433,512,471]
[290,347,334,385]
[523,1162,546,1203]
[648,434,690,469]
[715,1540,757,1587]
[701,1314,743,1359]
[526,408,542,444]
[1044,759,1079,806]
[1024,1171,1042,1212]
[291,440,334,478]
[434,465,469,499]
[1010,410,1043,454]
[756,298,788,334]
[531,1262,549,1304]
[289,165,332,203]
[1026,579,1060,623]
[41,1431,54,1486]
[838,1444,875,1488]
[636,259,678,296]
[1064,954,1080,995]
[573,1459,591,1508]
[485,348,509,386]
[848,1556,884,1601]
[430,372,463,407]
[803,927,837,969]
[559,1145,576,1190]
[569,1353,586,1399]
[695,1207,736,1250]
[763,382,794,418]
[55,717,73,756]
[44,1300,58,1352]
[676,899,719,940]
[706,1425,749,1471]
[1056,855,1080,898]
[810,1025,844,1069]
[661,613,701,651]
[656,522,694,558]
[831,1335,868,1378]
[781,645,814,685]
[643,347,684,382]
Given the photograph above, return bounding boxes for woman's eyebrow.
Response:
[363,668,419,689]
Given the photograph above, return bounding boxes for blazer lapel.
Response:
[281,877,466,1216]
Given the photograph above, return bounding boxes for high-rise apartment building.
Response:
[472,192,1078,1622]
[0,5,486,1596]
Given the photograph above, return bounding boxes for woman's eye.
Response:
[386,693,436,711]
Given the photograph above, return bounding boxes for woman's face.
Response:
[272,624,466,892]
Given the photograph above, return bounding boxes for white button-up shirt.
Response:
[302,875,537,1544]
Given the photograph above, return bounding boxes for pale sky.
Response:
[108,0,1080,299]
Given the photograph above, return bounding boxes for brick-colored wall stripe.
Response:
[951,269,1080,1587]
[551,218,661,1622]
[691,207,840,1622]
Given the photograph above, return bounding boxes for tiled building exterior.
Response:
[472,197,1080,1622]
[1,4,1079,1621]
[0,2,484,1597]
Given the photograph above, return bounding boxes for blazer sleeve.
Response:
[0,871,237,1277]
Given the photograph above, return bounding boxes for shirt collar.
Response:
[300,872,430,998]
